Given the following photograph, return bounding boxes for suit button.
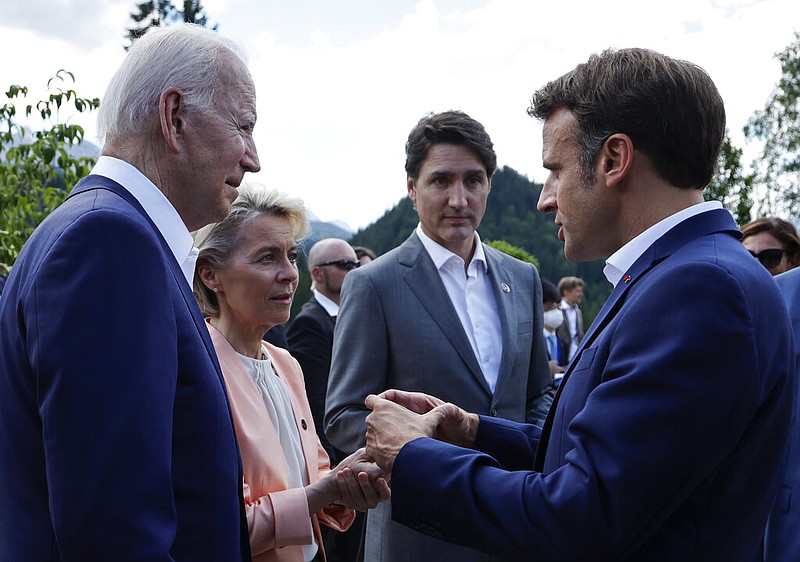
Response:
[490,408,498,417]
[301,419,307,430]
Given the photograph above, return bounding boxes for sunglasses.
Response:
[748,248,785,269]
[315,259,360,271]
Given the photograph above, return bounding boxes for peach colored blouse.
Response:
[207,320,354,562]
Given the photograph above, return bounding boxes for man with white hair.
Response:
[0,24,260,560]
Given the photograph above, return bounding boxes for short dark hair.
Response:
[741,216,800,259]
[528,47,725,190]
[541,279,560,305]
[404,110,497,181]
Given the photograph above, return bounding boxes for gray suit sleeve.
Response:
[324,270,390,454]
[525,263,556,425]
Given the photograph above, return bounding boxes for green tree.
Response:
[484,239,539,270]
[0,70,100,275]
[125,0,218,50]
[706,132,753,226]
[744,31,800,218]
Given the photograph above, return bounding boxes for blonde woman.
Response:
[194,183,389,562]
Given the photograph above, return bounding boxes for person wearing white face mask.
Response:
[542,279,568,384]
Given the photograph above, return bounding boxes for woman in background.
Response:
[741,216,800,276]
[194,183,389,562]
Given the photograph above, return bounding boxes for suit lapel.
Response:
[399,234,489,392]
[484,249,517,397]
[533,208,741,471]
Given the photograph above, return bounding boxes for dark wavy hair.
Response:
[404,110,497,181]
[528,47,726,189]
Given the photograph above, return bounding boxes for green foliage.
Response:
[484,239,539,269]
[125,0,218,50]
[706,132,753,226]
[0,70,100,275]
[744,31,800,217]
[349,166,611,324]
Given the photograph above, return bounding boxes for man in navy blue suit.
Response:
[0,24,260,561]
[763,266,800,560]
[364,48,794,561]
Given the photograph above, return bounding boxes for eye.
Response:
[239,119,255,134]
[432,176,448,187]
[288,251,298,264]
[257,253,274,264]
[466,175,483,187]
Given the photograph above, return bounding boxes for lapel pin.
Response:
[623,275,632,283]
[501,282,511,293]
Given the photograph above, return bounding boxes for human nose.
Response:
[448,182,467,209]
[537,179,557,214]
[278,258,298,284]
[242,137,260,173]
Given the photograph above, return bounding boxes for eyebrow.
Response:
[428,168,488,178]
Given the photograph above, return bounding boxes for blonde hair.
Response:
[193,182,309,316]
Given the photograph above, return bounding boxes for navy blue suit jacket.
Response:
[763,267,800,560]
[390,209,794,561]
[0,175,248,561]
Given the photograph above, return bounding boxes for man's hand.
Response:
[377,389,445,414]
[375,389,480,449]
[365,393,479,474]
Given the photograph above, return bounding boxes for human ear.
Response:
[159,87,185,153]
[407,176,417,203]
[601,133,634,188]
[198,264,220,292]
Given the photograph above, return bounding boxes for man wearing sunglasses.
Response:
[325,110,552,562]
[287,238,364,562]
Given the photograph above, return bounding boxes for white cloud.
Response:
[1,0,798,230]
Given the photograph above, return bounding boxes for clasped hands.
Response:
[364,389,479,474]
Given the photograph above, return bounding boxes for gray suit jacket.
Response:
[325,232,551,562]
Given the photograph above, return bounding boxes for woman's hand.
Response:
[305,448,390,514]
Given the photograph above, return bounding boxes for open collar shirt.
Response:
[415,224,503,393]
[603,201,723,287]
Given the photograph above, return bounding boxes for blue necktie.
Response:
[547,333,558,362]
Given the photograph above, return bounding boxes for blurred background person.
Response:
[353,245,377,266]
[194,183,389,562]
[541,279,567,384]
[741,216,800,275]
[557,276,585,361]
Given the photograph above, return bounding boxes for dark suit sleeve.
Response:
[287,311,341,463]
[389,261,788,561]
[29,210,182,559]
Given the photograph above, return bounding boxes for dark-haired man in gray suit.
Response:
[325,110,552,562]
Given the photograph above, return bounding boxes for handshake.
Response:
[318,389,480,513]
[364,390,480,474]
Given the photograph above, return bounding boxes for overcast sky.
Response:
[1,0,798,230]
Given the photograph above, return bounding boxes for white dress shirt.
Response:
[313,288,339,317]
[90,156,198,288]
[603,201,724,287]
[416,225,503,393]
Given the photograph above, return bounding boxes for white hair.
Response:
[96,23,248,145]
